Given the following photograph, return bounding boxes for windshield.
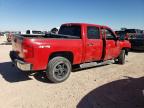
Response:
[58,25,81,38]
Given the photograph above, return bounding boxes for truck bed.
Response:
[20,33,80,39]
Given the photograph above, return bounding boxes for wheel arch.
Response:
[48,51,74,64]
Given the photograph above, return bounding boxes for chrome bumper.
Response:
[15,59,32,71]
[10,51,32,71]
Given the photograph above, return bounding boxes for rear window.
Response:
[58,25,81,38]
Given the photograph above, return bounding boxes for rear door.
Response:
[102,28,120,60]
[84,26,103,62]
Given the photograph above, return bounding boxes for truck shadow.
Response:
[0,62,31,82]
[33,64,111,84]
[33,71,53,83]
[77,77,144,108]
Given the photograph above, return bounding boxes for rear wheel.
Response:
[46,57,71,83]
[116,50,125,65]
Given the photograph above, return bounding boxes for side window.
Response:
[105,29,116,40]
[87,26,100,39]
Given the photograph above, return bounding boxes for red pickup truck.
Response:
[10,23,131,83]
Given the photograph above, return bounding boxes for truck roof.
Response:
[62,23,110,29]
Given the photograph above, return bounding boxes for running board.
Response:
[80,60,114,69]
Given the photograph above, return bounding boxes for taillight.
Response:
[23,44,34,58]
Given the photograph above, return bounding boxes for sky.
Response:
[0,0,144,31]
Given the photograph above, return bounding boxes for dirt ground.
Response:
[0,36,144,108]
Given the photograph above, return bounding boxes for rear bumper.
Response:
[10,51,32,71]
[15,59,32,71]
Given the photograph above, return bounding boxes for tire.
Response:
[46,57,71,83]
[117,50,125,65]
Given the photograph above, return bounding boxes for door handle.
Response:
[88,43,94,46]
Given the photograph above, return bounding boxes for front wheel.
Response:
[115,50,125,65]
[46,57,71,83]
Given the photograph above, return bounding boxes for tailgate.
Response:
[12,35,24,58]
[12,34,44,59]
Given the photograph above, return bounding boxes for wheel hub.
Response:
[54,63,68,78]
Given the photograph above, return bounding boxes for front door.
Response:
[103,28,120,60]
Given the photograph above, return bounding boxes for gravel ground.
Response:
[0,36,144,108]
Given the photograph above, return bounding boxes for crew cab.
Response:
[10,23,131,83]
